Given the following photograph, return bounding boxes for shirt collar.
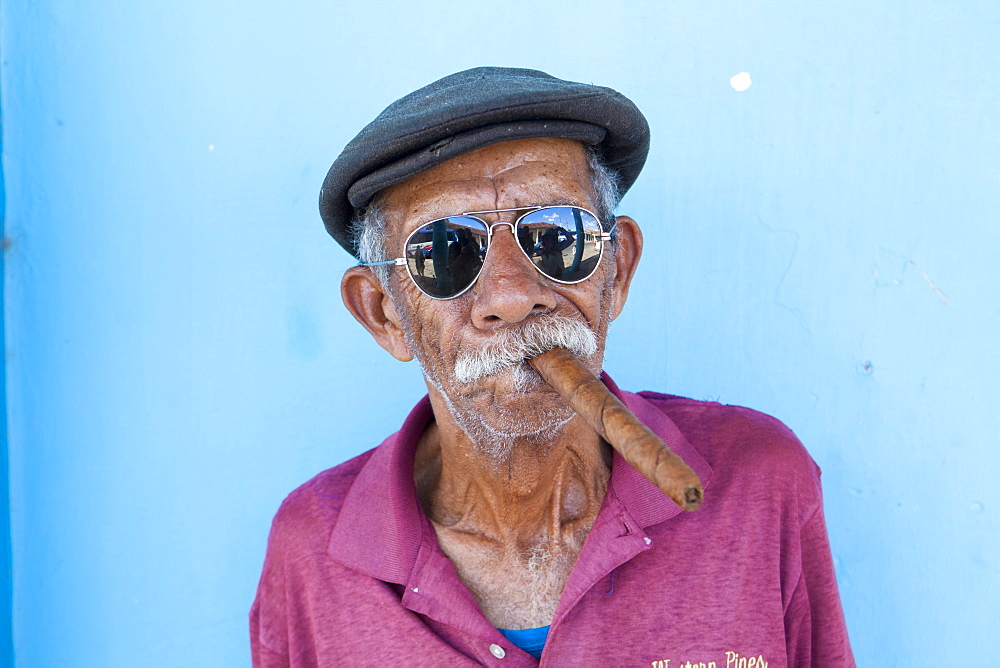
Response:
[328,373,713,583]
[600,372,713,528]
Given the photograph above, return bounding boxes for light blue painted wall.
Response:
[0,25,13,662]
[2,1,997,665]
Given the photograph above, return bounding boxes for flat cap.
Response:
[319,66,650,257]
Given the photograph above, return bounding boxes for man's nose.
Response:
[470,223,557,328]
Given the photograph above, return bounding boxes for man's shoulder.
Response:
[637,391,821,503]
[639,391,803,445]
[266,447,377,552]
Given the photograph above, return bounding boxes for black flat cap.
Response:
[319,66,650,257]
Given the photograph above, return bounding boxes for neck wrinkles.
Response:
[415,409,610,545]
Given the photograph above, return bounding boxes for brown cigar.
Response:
[528,347,703,512]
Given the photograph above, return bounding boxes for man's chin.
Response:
[460,397,577,448]
[427,367,577,450]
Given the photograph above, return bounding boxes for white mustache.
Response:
[453,315,598,384]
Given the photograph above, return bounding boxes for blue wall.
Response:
[0,26,13,663]
[2,1,997,665]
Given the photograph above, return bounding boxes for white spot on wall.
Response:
[208,144,215,151]
[730,72,752,92]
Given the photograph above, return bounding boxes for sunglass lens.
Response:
[404,217,488,298]
[518,207,604,282]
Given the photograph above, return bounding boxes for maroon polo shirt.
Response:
[251,375,854,666]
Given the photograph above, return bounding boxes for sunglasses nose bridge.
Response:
[486,220,517,238]
[484,219,537,270]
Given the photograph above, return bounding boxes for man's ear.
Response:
[341,267,414,362]
[609,216,643,320]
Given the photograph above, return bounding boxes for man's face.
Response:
[365,138,637,449]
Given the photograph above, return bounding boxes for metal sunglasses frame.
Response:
[359,205,612,300]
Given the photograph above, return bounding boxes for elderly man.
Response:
[251,68,854,667]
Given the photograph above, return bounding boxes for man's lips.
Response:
[455,361,557,400]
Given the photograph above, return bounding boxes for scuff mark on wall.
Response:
[754,215,809,334]
[873,247,909,287]
[909,260,949,306]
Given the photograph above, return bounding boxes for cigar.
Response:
[528,347,703,512]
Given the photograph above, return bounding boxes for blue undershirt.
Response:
[497,625,550,659]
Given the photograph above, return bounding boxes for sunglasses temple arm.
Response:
[357,258,407,267]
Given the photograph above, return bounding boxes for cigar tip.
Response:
[682,486,703,512]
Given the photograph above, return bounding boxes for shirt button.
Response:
[489,643,506,659]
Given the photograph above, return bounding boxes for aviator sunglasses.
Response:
[361,205,611,299]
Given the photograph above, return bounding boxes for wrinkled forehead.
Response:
[378,138,594,240]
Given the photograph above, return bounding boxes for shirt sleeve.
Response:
[783,502,855,667]
[250,521,291,667]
